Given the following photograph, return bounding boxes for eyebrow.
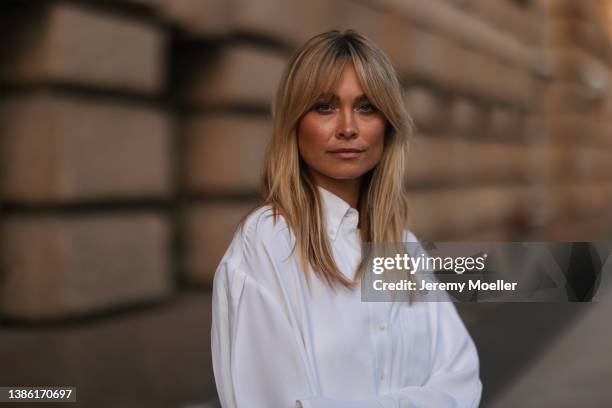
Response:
[317,93,370,103]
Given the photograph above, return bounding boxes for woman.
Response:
[211,29,482,407]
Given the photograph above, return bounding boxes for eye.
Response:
[313,103,334,114]
[358,103,377,113]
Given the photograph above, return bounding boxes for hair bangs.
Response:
[292,53,350,128]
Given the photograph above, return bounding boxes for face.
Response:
[297,62,386,191]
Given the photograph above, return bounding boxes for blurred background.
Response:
[1,0,612,406]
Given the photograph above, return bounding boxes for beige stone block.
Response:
[549,113,612,148]
[547,183,612,222]
[473,0,544,45]
[176,43,286,108]
[471,0,526,40]
[548,48,609,97]
[548,17,607,55]
[605,75,612,114]
[526,142,555,183]
[494,64,536,108]
[457,227,513,241]
[164,0,453,61]
[406,136,535,187]
[449,97,485,136]
[182,201,260,285]
[601,120,612,147]
[549,144,612,183]
[396,25,534,107]
[407,186,531,239]
[376,0,535,70]
[544,82,604,113]
[546,0,598,21]
[395,25,463,87]
[483,107,523,139]
[0,2,165,93]
[161,0,336,45]
[403,86,450,133]
[370,8,411,69]
[467,59,535,108]
[294,0,336,44]
[515,2,545,45]
[332,0,385,50]
[0,92,172,203]
[160,0,230,37]
[230,0,301,46]
[406,136,460,186]
[569,147,612,182]
[548,114,582,145]
[183,114,271,194]
[441,0,473,11]
[547,144,571,181]
[0,213,172,320]
[534,212,612,241]
[522,114,546,142]
[0,293,216,405]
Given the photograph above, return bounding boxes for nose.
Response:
[337,108,358,139]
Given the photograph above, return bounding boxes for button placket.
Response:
[373,303,393,392]
[371,305,386,390]
[378,321,387,384]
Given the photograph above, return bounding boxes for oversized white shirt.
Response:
[211,186,482,408]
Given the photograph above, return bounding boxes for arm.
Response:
[211,230,315,408]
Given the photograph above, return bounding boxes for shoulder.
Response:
[403,229,429,260]
[216,204,292,274]
[238,204,291,246]
[403,229,419,243]
[213,204,294,296]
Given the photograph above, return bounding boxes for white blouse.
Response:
[211,187,482,408]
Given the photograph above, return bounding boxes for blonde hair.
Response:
[241,29,415,290]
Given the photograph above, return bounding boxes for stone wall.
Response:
[1,0,611,406]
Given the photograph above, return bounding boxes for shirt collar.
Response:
[317,186,359,241]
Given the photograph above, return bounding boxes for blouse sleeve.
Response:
[211,226,315,408]
[297,232,482,408]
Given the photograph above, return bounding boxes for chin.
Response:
[327,170,369,180]
[327,164,376,180]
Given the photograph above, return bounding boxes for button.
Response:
[378,322,386,331]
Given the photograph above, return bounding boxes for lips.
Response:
[328,148,365,159]
[328,148,365,153]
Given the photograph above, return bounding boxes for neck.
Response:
[312,174,362,209]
